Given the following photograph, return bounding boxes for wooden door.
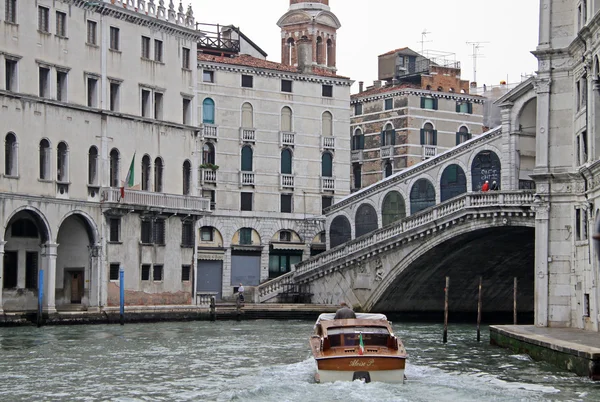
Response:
[70,272,84,303]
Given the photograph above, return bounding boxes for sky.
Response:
[190,0,540,92]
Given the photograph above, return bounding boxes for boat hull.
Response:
[314,355,406,384]
[317,368,405,383]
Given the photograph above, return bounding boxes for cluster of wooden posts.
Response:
[443,276,519,343]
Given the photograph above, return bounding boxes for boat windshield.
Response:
[328,327,389,336]
[327,326,390,347]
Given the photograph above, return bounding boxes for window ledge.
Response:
[38,178,53,183]
[55,35,68,40]
[3,174,19,179]
[109,48,121,53]
[56,180,71,185]
[87,184,100,188]
[154,60,165,65]
[181,244,195,248]
[4,21,18,27]
[181,67,192,72]
[37,30,51,36]
[202,81,215,84]
[107,241,123,245]
[86,43,100,48]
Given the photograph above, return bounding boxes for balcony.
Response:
[280,174,294,189]
[280,131,295,147]
[101,187,211,212]
[199,169,218,185]
[239,171,255,187]
[423,145,437,159]
[351,150,364,163]
[380,145,394,159]
[201,123,218,140]
[322,136,335,150]
[321,176,335,192]
[240,127,256,143]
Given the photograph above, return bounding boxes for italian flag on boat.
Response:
[121,153,135,199]
[358,333,365,355]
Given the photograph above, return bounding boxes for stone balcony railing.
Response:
[321,176,335,192]
[240,127,256,143]
[240,171,255,186]
[423,145,437,159]
[101,187,211,212]
[351,150,364,163]
[201,123,218,140]
[199,169,217,185]
[280,131,295,147]
[257,271,295,302]
[380,145,394,159]
[322,136,335,150]
[280,174,294,189]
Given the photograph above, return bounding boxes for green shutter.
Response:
[241,146,253,171]
[281,149,292,174]
[456,132,461,145]
[391,130,396,145]
[359,135,365,149]
[467,102,473,114]
[381,130,385,146]
[433,130,438,145]
[433,98,439,110]
[468,133,472,141]
[420,129,425,145]
[456,102,460,113]
[420,97,425,109]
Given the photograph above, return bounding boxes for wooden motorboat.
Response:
[309,313,407,383]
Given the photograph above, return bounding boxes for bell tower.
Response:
[277,0,341,71]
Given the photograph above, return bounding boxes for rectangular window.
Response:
[153,265,163,281]
[56,70,67,102]
[241,74,253,88]
[141,264,151,281]
[241,192,253,211]
[281,79,292,93]
[154,39,163,62]
[5,0,16,23]
[141,220,152,244]
[5,59,17,92]
[110,27,120,51]
[154,92,164,120]
[141,88,151,117]
[109,263,120,281]
[154,219,166,245]
[110,82,120,112]
[354,103,362,115]
[141,36,151,59]
[87,20,97,45]
[38,6,49,33]
[584,293,590,317]
[322,196,333,214]
[182,47,190,69]
[182,221,194,247]
[239,228,252,245]
[421,97,437,110]
[181,265,191,282]
[182,98,191,125]
[109,218,121,242]
[56,11,67,37]
[38,66,50,98]
[203,189,216,210]
[87,77,98,107]
[457,101,472,114]
[281,194,292,213]
[385,98,393,110]
[200,227,213,241]
[203,70,214,83]
[3,251,17,288]
[322,85,333,97]
[25,252,38,290]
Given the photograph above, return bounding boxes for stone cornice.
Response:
[351,88,484,105]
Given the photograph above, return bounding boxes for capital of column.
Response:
[534,78,551,95]
[0,240,6,254]
[42,242,59,256]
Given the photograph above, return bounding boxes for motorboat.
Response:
[309,312,407,383]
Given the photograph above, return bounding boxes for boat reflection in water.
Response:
[309,313,408,383]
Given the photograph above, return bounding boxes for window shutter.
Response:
[359,135,365,150]
[468,133,472,141]
[456,132,460,146]
[391,130,396,145]
[456,102,461,113]
[433,98,439,110]
[433,130,438,145]
[467,102,473,114]
[420,129,425,145]
[381,130,385,146]
[420,97,425,109]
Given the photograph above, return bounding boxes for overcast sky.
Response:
[190,0,540,92]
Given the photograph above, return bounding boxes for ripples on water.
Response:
[0,321,599,401]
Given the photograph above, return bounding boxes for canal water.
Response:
[0,320,599,401]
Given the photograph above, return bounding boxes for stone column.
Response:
[0,241,6,314]
[89,243,102,311]
[532,200,550,327]
[499,103,516,190]
[260,246,269,283]
[41,243,58,314]
[534,78,551,172]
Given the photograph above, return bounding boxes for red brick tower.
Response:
[277,0,341,71]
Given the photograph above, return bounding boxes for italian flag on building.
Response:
[358,333,365,355]
[120,153,135,199]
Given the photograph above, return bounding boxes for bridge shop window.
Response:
[382,191,406,227]
[471,151,501,191]
[330,215,351,248]
[355,204,378,238]
[440,164,467,202]
[410,178,436,214]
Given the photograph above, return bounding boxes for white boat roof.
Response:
[315,313,388,325]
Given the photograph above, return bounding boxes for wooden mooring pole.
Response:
[209,296,216,322]
[443,276,449,343]
[477,276,482,342]
[513,277,518,325]
[236,295,241,322]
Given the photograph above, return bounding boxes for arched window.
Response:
[183,160,191,195]
[352,128,364,150]
[382,191,406,227]
[109,148,120,187]
[321,152,333,177]
[316,36,323,64]
[471,151,501,191]
[440,164,467,202]
[322,111,332,137]
[355,204,378,238]
[203,143,215,165]
[141,155,151,191]
[241,145,253,171]
[5,132,17,176]
[281,107,292,132]
[242,102,253,128]
[330,215,351,248]
[384,162,393,178]
[456,126,471,145]
[88,146,98,185]
[382,123,395,146]
[410,178,436,214]
[202,98,215,124]
[286,37,295,65]
[420,122,437,145]
[56,141,68,182]
[39,139,51,180]
[281,148,292,174]
[154,157,163,192]
[353,163,361,189]
[326,38,334,67]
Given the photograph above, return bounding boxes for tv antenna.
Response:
[466,41,489,85]
[419,29,432,54]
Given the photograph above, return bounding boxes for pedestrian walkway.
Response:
[490,325,600,380]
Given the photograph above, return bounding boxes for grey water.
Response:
[0,321,599,402]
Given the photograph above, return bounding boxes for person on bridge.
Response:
[237,283,245,303]
[334,302,356,319]
[490,181,499,191]
[481,181,489,192]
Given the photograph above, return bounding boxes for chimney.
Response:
[297,38,313,74]
[373,80,382,89]
[359,81,364,93]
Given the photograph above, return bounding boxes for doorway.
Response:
[69,270,84,304]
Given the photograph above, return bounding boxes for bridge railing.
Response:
[294,190,535,279]
[257,271,295,302]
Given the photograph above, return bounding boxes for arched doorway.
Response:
[440,164,467,202]
[330,215,351,248]
[56,213,98,310]
[410,178,436,214]
[382,191,406,227]
[355,203,378,238]
[471,151,501,191]
[2,209,50,312]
